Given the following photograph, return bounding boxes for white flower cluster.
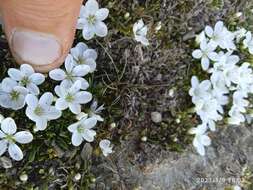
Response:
[190,21,253,156]
[77,0,109,40]
[0,0,113,161]
[49,42,112,156]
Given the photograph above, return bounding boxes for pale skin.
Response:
[0,0,83,73]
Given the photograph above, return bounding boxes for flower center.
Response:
[5,135,15,143]
[77,125,85,133]
[34,106,44,116]
[65,93,74,102]
[20,76,30,86]
[77,57,86,65]
[10,90,20,101]
[87,15,96,25]
[66,73,74,81]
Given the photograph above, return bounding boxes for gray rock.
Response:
[151,112,162,123]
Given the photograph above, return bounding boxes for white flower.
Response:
[234,27,247,42]
[192,38,217,70]
[195,31,207,44]
[205,21,236,50]
[189,76,211,103]
[228,106,245,125]
[233,185,241,190]
[77,0,109,40]
[195,98,223,123]
[55,81,92,114]
[189,124,211,156]
[210,71,228,94]
[243,31,253,54]
[0,78,28,110]
[70,42,97,73]
[233,62,253,90]
[25,93,62,131]
[0,118,33,161]
[228,91,249,125]
[231,91,249,113]
[89,100,104,122]
[209,52,239,87]
[211,51,239,70]
[8,64,45,95]
[68,117,97,146]
[49,54,90,90]
[99,139,113,156]
[133,19,149,46]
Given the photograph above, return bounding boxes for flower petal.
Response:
[49,69,66,81]
[82,27,95,40]
[205,26,213,37]
[85,0,99,12]
[94,22,108,37]
[68,123,79,132]
[71,43,88,59]
[0,140,7,156]
[72,131,83,146]
[99,139,110,149]
[201,57,210,70]
[14,131,33,144]
[30,73,45,85]
[200,135,211,146]
[0,130,6,138]
[69,81,81,94]
[73,65,90,77]
[95,8,109,21]
[35,119,47,131]
[8,68,23,81]
[83,49,98,60]
[65,54,74,73]
[83,117,97,129]
[82,129,96,142]
[75,91,92,104]
[196,143,205,156]
[69,103,81,114]
[27,83,40,95]
[1,118,17,135]
[25,94,38,109]
[44,107,62,120]
[8,143,23,161]
[1,78,17,93]
[75,77,89,90]
[55,98,68,111]
[54,85,63,97]
[20,64,34,76]
[192,49,202,59]
[39,92,53,106]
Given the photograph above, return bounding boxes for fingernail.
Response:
[11,29,62,66]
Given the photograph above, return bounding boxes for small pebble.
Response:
[176,118,181,124]
[91,177,96,183]
[74,173,81,181]
[169,88,175,97]
[110,122,116,129]
[235,12,242,17]
[124,12,130,19]
[19,174,28,182]
[141,136,147,142]
[151,112,162,123]
[155,21,162,32]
